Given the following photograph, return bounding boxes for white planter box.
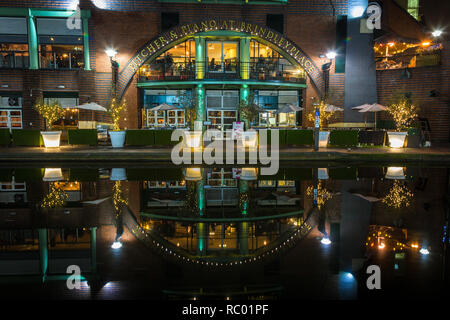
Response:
[41,131,61,148]
[319,131,330,148]
[110,168,127,181]
[387,131,407,148]
[109,131,126,148]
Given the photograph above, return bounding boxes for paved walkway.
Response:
[1,145,450,163]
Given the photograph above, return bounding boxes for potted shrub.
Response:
[307,101,338,148]
[238,92,260,130]
[386,96,419,148]
[34,98,65,148]
[176,90,201,148]
[108,98,127,148]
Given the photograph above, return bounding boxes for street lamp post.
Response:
[105,48,119,97]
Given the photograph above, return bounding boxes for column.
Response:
[240,85,250,128]
[197,222,207,256]
[38,228,48,281]
[344,0,377,122]
[195,36,205,80]
[195,84,205,131]
[239,37,250,80]
[90,227,97,273]
[27,9,39,70]
[82,16,90,70]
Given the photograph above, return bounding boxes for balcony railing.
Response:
[0,51,29,69]
[138,60,307,84]
[376,51,441,70]
[39,51,84,69]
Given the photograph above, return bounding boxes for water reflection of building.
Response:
[0,167,103,281]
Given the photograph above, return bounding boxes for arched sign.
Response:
[117,19,324,99]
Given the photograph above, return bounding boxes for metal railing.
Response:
[376,51,441,70]
[138,60,307,84]
[39,51,84,69]
[0,51,29,68]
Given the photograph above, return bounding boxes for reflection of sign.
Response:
[232,121,244,140]
[232,168,241,179]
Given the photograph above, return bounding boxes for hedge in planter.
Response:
[154,130,182,146]
[0,129,11,146]
[258,129,286,146]
[12,129,43,147]
[286,130,313,146]
[126,130,155,146]
[68,129,98,146]
[329,130,359,147]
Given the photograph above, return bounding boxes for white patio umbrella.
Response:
[70,102,108,112]
[148,103,181,127]
[276,104,304,114]
[64,102,108,127]
[351,103,372,110]
[358,103,387,130]
[324,104,344,112]
[352,103,376,127]
[149,103,179,111]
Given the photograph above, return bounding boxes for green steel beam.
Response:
[38,228,48,282]
[82,17,90,70]
[194,36,205,80]
[90,227,97,273]
[27,10,39,70]
[137,80,306,88]
[240,37,250,80]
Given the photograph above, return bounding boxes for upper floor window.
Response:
[207,41,239,73]
[0,17,29,69]
[250,40,306,82]
[37,18,84,69]
[139,40,195,81]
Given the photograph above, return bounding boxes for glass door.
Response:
[207,41,238,73]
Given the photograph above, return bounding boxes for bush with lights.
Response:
[108,98,127,131]
[34,98,65,130]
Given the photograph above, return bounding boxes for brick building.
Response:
[0,0,448,141]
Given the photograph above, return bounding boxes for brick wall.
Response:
[376,41,450,143]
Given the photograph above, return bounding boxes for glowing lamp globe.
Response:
[111,241,122,249]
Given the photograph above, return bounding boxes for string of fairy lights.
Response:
[128,217,313,268]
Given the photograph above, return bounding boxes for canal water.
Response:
[0,164,448,300]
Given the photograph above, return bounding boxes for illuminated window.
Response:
[0,17,29,68]
[207,41,238,73]
[140,40,195,80]
[0,110,22,129]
